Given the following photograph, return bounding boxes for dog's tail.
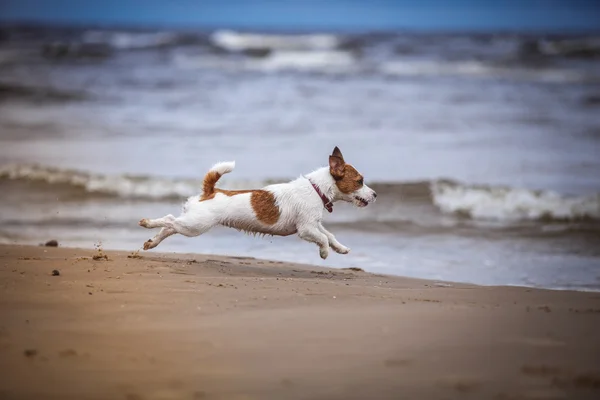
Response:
[202,161,235,197]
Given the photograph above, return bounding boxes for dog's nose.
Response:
[373,192,377,199]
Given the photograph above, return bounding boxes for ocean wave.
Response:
[174,52,595,81]
[37,31,205,59]
[380,60,595,83]
[381,60,491,77]
[520,37,600,60]
[432,180,600,222]
[82,30,184,50]
[210,30,340,52]
[253,50,355,72]
[2,164,599,223]
[0,164,281,201]
[0,164,201,200]
[0,82,86,103]
[3,26,600,67]
[173,50,356,73]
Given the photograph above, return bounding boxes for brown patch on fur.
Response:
[251,190,280,225]
[201,170,221,200]
[201,188,253,201]
[328,146,364,194]
[329,146,345,180]
[335,164,364,194]
[216,188,254,196]
[329,157,345,179]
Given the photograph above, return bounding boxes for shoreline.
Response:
[4,239,597,293]
[1,244,600,399]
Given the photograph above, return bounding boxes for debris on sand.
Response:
[24,349,38,358]
[92,242,109,261]
[127,250,142,259]
[44,240,58,247]
[51,269,60,276]
[59,349,77,358]
[343,267,364,272]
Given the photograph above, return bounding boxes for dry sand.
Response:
[0,244,599,400]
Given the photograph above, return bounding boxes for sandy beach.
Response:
[0,244,598,399]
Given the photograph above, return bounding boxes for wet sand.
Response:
[0,244,599,400]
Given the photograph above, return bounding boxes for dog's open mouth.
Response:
[355,196,369,207]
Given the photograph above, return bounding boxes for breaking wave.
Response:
[82,30,187,50]
[173,53,596,81]
[174,49,356,73]
[251,50,355,72]
[2,164,599,223]
[210,30,340,52]
[0,164,281,200]
[380,60,597,83]
[0,163,203,200]
[432,180,600,222]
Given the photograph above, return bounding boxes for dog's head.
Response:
[329,146,377,207]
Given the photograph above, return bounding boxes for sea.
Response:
[1,25,599,291]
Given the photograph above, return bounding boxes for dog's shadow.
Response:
[131,253,363,281]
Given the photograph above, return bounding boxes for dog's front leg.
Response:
[298,225,330,259]
[318,223,350,254]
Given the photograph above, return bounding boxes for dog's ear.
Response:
[331,146,345,162]
[329,153,345,180]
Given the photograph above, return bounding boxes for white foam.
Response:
[83,31,178,50]
[0,164,198,199]
[431,180,600,221]
[173,50,355,73]
[381,60,492,77]
[210,30,340,51]
[0,164,276,200]
[380,60,593,83]
[254,50,355,72]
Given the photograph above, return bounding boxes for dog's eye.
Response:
[357,178,363,185]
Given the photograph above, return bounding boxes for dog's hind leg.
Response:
[139,214,175,229]
[141,213,217,250]
[143,227,177,250]
[168,215,215,238]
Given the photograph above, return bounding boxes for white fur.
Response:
[139,162,377,259]
[209,161,235,176]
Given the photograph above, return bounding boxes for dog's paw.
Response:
[334,245,350,255]
[143,239,154,250]
[139,218,149,228]
[319,247,329,260]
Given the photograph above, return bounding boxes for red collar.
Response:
[308,179,333,213]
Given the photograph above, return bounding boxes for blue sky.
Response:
[0,0,598,31]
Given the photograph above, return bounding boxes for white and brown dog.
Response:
[139,147,376,259]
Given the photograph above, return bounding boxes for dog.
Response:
[139,146,377,259]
